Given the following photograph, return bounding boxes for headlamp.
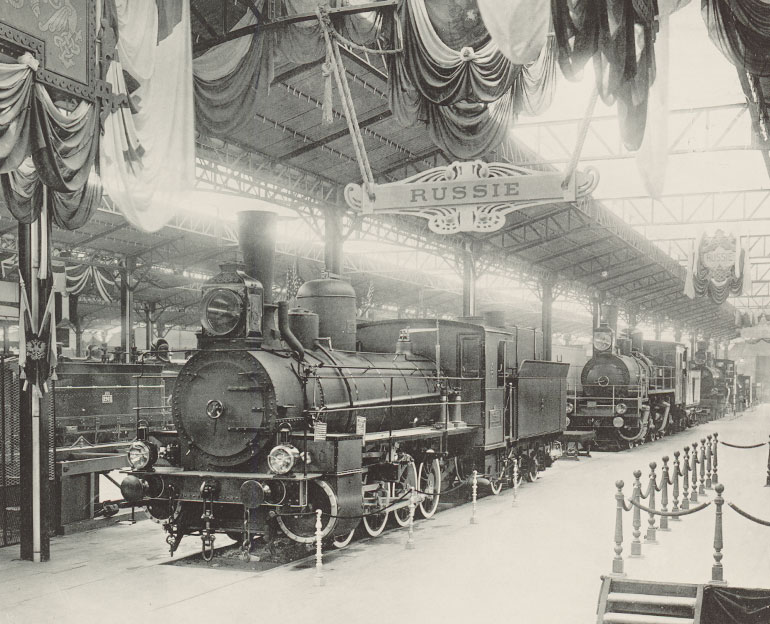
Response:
[127,440,157,470]
[200,288,242,336]
[613,416,625,429]
[615,403,627,415]
[566,403,574,414]
[267,445,301,475]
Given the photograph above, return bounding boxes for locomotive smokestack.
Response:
[237,210,277,304]
[601,304,618,337]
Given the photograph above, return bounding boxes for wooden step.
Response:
[607,593,697,609]
[603,613,694,624]
[608,579,698,598]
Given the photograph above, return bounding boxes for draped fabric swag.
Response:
[193,0,381,139]
[65,264,118,302]
[0,62,102,230]
[387,0,557,159]
[193,0,556,161]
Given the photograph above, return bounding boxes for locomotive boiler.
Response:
[567,321,690,448]
[120,210,568,558]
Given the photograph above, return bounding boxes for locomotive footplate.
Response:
[121,468,323,505]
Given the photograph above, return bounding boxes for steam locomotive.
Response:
[119,211,568,557]
[567,324,732,448]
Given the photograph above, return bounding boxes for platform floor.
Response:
[2,405,770,624]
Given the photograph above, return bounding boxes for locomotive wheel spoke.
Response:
[417,459,442,517]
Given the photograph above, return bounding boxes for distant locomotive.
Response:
[690,347,731,420]
[567,322,696,448]
[120,211,568,557]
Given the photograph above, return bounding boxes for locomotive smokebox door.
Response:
[173,350,276,467]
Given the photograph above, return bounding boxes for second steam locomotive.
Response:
[567,318,732,448]
[120,211,569,556]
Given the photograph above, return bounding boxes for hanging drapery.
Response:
[387,0,557,159]
[552,0,660,151]
[193,0,382,139]
[100,0,195,233]
[65,264,118,302]
[193,11,273,138]
[0,61,102,230]
[702,0,770,77]
[477,0,551,65]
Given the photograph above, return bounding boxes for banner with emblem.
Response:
[18,272,57,392]
[684,230,752,304]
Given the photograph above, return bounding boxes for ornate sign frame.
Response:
[0,0,97,101]
[345,161,599,234]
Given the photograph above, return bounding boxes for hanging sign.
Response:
[344,160,598,234]
[313,422,327,441]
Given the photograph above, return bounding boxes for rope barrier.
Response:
[719,441,767,449]
[627,497,711,517]
[727,502,770,527]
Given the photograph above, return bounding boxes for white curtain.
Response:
[477,0,551,65]
[100,0,195,233]
[635,0,692,199]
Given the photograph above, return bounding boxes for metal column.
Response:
[324,206,344,277]
[120,258,135,363]
[462,240,476,317]
[541,279,553,361]
[17,220,51,562]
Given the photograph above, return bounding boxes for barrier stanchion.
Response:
[470,470,479,525]
[766,434,770,488]
[699,439,707,495]
[612,480,628,577]
[711,484,726,584]
[314,509,325,587]
[660,456,670,531]
[671,451,681,520]
[682,446,691,510]
[690,441,699,503]
[705,434,713,489]
[712,433,719,486]
[406,486,416,550]
[645,462,658,544]
[631,470,643,558]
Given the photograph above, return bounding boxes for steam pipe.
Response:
[278,301,304,360]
